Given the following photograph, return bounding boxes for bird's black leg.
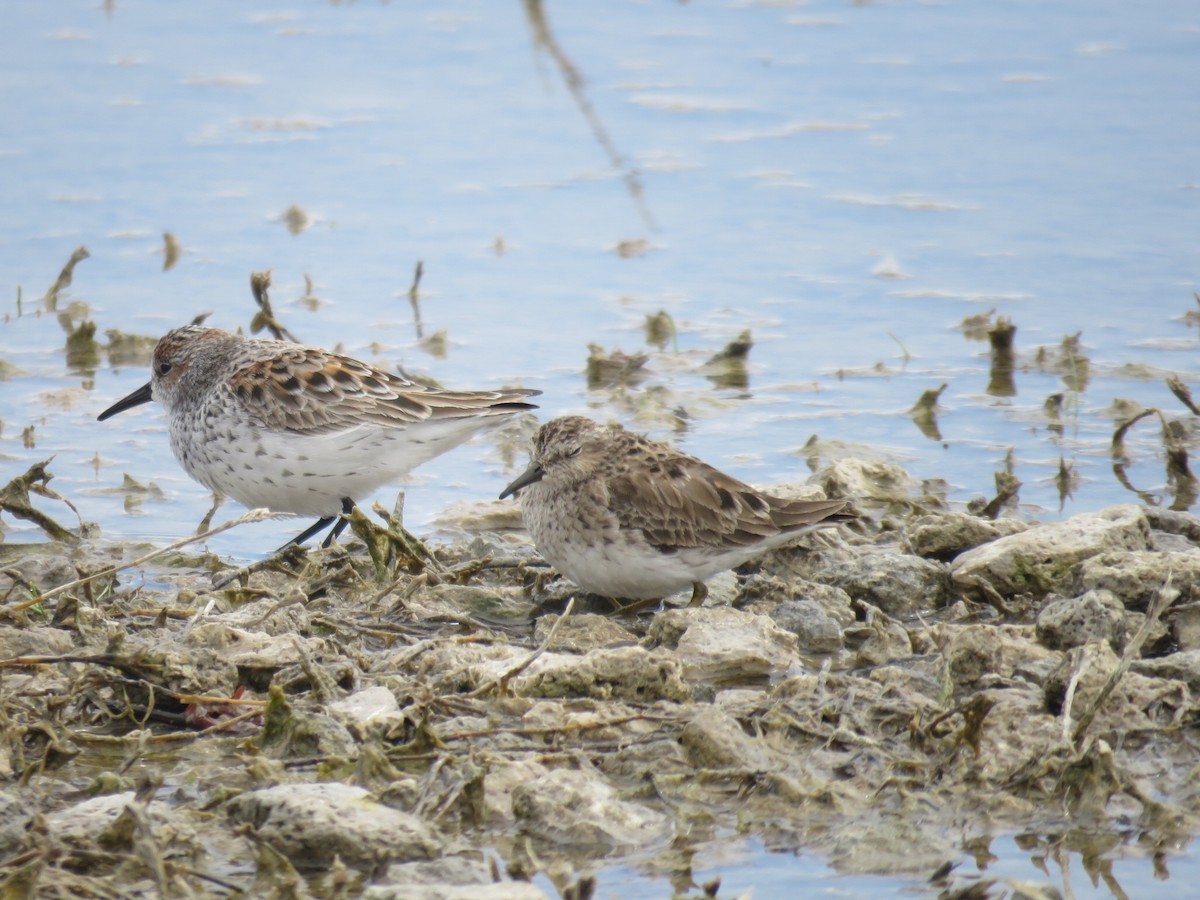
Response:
[321,498,357,548]
[277,516,334,552]
[276,499,356,552]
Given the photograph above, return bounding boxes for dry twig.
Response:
[0,509,283,617]
[465,597,576,698]
[1071,574,1178,745]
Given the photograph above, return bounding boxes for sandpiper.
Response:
[98,324,539,547]
[500,415,850,606]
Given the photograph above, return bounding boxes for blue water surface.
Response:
[1,5,1198,891]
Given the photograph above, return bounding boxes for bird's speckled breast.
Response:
[520,478,699,599]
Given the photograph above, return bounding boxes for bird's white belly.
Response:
[522,488,696,599]
[520,482,813,599]
[169,416,502,517]
[551,539,698,598]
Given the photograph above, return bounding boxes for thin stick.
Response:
[440,714,647,742]
[408,260,425,340]
[1,508,282,615]
[1071,574,1177,745]
[70,708,266,745]
[1060,646,1090,744]
[466,596,575,698]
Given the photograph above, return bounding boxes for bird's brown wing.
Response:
[608,452,845,552]
[230,346,537,434]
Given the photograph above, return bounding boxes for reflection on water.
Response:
[522,0,655,230]
[41,246,91,313]
[986,317,1017,398]
[589,828,1199,899]
[909,382,947,441]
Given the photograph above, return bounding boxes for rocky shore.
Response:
[2,457,1198,897]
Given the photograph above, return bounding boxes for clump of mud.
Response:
[2,457,1199,898]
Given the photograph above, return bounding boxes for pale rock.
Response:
[227,782,441,868]
[512,768,668,847]
[1073,550,1200,612]
[328,685,402,729]
[818,458,916,504]
[532,612,637,653]
[813,551,949,615]
[1036,589,1126,651]
[951,505,1152,598]
[648,607,799,684]
[938,623,1056,689]
[771,599,844,653]
[680,707,774,770]
[515,645,691,702]
[46,792,197,855]
[907,510,1027,560]
[1131,650,1200,694]
[369,858,552,900]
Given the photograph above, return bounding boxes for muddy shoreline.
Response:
[2,456,1199,898]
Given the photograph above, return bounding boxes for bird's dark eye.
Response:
[565,446,581,458]
[157,361,173,376]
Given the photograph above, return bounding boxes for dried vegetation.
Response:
[3,446,1200,898]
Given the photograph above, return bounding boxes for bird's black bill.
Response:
[97,382,154,421]
[499,462,545,499]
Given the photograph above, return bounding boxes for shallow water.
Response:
[2,1,1199,893]
[3,0,1199,557]
[587,831,1200,899]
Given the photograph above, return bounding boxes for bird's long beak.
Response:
[499,462,545,499]
[97,382,154,421]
